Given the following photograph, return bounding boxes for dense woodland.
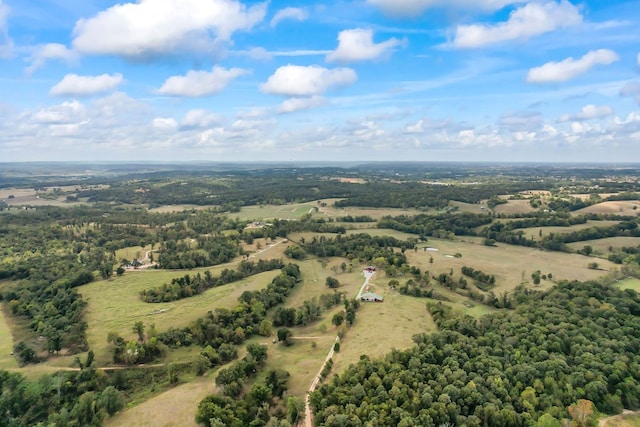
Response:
[2,163,640,426]
[311,282,640,426]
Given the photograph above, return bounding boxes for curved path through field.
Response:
[300,269,375,427]
[599,410,640,427]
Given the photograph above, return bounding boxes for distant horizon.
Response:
[1,0,639,162]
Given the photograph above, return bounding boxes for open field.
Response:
[114,245,152,263]
[616,278,640,292]
[492,199,538,215]
[148,205,217,213]
[406,237,618,294]
[518,220,620,241]
[600,411,640,427]
[332,291,437,374]
[233,203,315,221]
[80,268,282,365]
[315,200,427,220]
[575,201,640,216]
[450,200,487,214]
[0,306,18,370]
[567,237,640,255]
[105,372,217,427]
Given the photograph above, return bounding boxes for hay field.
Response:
[148,205,216,213]
[492,199,537,215]
[567,237,640,254]
[518,220,620,241]
[575,201,640,216]
[407,238,618,294]
[332,291,437,374]
[233,203,315,221]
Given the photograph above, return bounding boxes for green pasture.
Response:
[615,277,640,292]
[80,268,282,365]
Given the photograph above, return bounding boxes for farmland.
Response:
[2,163,640,426]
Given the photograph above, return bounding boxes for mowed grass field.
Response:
[314,199,427,220]
[567,236,640,255]
[332,291,437,374]
[406,237,618,294]
[518,220,620,241]
[233,203,315,221]
[492,199,538,215]
[575,201,640,216]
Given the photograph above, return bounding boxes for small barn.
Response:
[360,292,383,302]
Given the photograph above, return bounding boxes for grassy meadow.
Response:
[575,201,640,216]
[518,220,620,241]
[406,237,618,294]
[0,306,18,370]
[567,236,640,255]
[232,203,315,221]
[80,268,283,365]
[616,277,640,292]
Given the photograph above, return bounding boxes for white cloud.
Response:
[452,1,582,49]
[270,7,307,27]
[33,100,85,124]
[637,52,640,67]
[499,111,542,131]
[25,43,77,75]
[153,117,179,130]
[366,0,520,17]
[405,119,424,133]
[0,0,13,58]
[261,65,357,96]
[526,49,619,83]
[181,109,223,128]
[558,104,613,122]
[326,29,404,63]
[72,0,267,58]
[50,73,124,97]
[158,66,248,97]
[278,96,327,113]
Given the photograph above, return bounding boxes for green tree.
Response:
[133,321,145,342]
[99,386,125,417]
[326,276,340,289]
[277,328,292,346]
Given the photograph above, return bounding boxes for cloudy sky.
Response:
[1,0,639,162]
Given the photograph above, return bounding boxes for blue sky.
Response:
[0,0,639,162]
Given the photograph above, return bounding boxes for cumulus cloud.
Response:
[405,119,425,133]
[181,109,223,128]
[261,65,357,96]
[50,73,124,97]
[558,104,613,122]
[270,7,307,27]
[326,29,404,63]
[25,43,77,75]
[278,96,326,113]
[153,117,179,130]
[158,66,248,97]
[33,100,85,124]
[72,0,267,58]
[526,49,619,83]
[366,0,520,17]
[0,0,13,58]
[452,1,582,49]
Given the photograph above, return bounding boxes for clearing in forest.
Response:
[575,201,640,216]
